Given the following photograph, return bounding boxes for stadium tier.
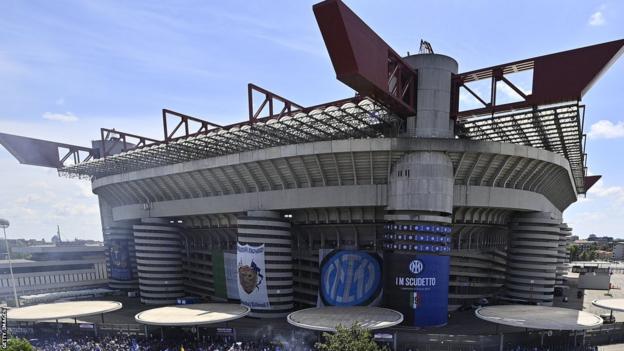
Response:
[1,0,623,327]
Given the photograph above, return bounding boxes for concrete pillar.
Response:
[237,210,293,318]
[505,212,561,305]
[99,197,138,292]
[133,218,184,305]
[402,53,458,138]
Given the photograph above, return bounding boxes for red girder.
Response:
[248,83,304,123]
[163,109,222,142]
[454,39,624,119]
[313,0,417,117]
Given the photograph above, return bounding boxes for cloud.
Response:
[589,6,606,26]
[0,155,102,240]
[588,120,624,139]
[42,111,79,122]
[0,53,29,77]
[587,179,624,203]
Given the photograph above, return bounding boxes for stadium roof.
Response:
[134,303,250,326]
[59,98,399,179]
[1,0,621,196]
[286,307,403,332]
[456,102,586,189]
[475,305,602,331]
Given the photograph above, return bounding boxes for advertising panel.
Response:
[237,243,270,309]
[383,252,449,327]
[318,250,382,307]
[109,239,132,281]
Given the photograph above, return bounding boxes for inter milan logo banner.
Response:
[237,243,270,309]
[318,249,383,307]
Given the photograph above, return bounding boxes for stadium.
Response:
[1,0,623,331]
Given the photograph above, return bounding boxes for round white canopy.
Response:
[7,301,122,322]
[475,305,602,331]
[592,299,624,312]
[135,303,250,326]
[287,307,403,332]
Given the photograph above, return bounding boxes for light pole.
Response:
[0,219,19,307]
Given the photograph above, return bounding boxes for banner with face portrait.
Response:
[237,243,270,309]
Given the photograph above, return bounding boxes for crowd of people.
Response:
[28,335,309,351]
[504,346,599,351]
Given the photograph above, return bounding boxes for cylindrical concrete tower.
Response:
[505,212,561,306]
[99,197,138,292]
[237,211,293,318]
[103,224,138,291]
[133,218,184,304]
[556,223,573,286]
[383,53,457,328]
[402,54,458,138]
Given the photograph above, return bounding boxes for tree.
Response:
[569,245,579,261]
[315,323,388,351]
[5,338,34,351]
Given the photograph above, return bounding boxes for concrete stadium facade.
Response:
[3,2,621,322]
[88,54,576,316]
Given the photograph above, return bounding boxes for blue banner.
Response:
[383,253,449,327]
[109,239,132,281]
[319,250,382,306]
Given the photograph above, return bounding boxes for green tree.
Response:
[569,245,579,261]
[580,251,589,261]
[315,323,387,351]
[5,338,34,351]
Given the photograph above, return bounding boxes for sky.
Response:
[0,1,623,241]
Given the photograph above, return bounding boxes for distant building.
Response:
[0,243,107,306]
[572,264,611,290]
[574,240,593,250]
[587,234,614,244]
[614,243,624,261]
